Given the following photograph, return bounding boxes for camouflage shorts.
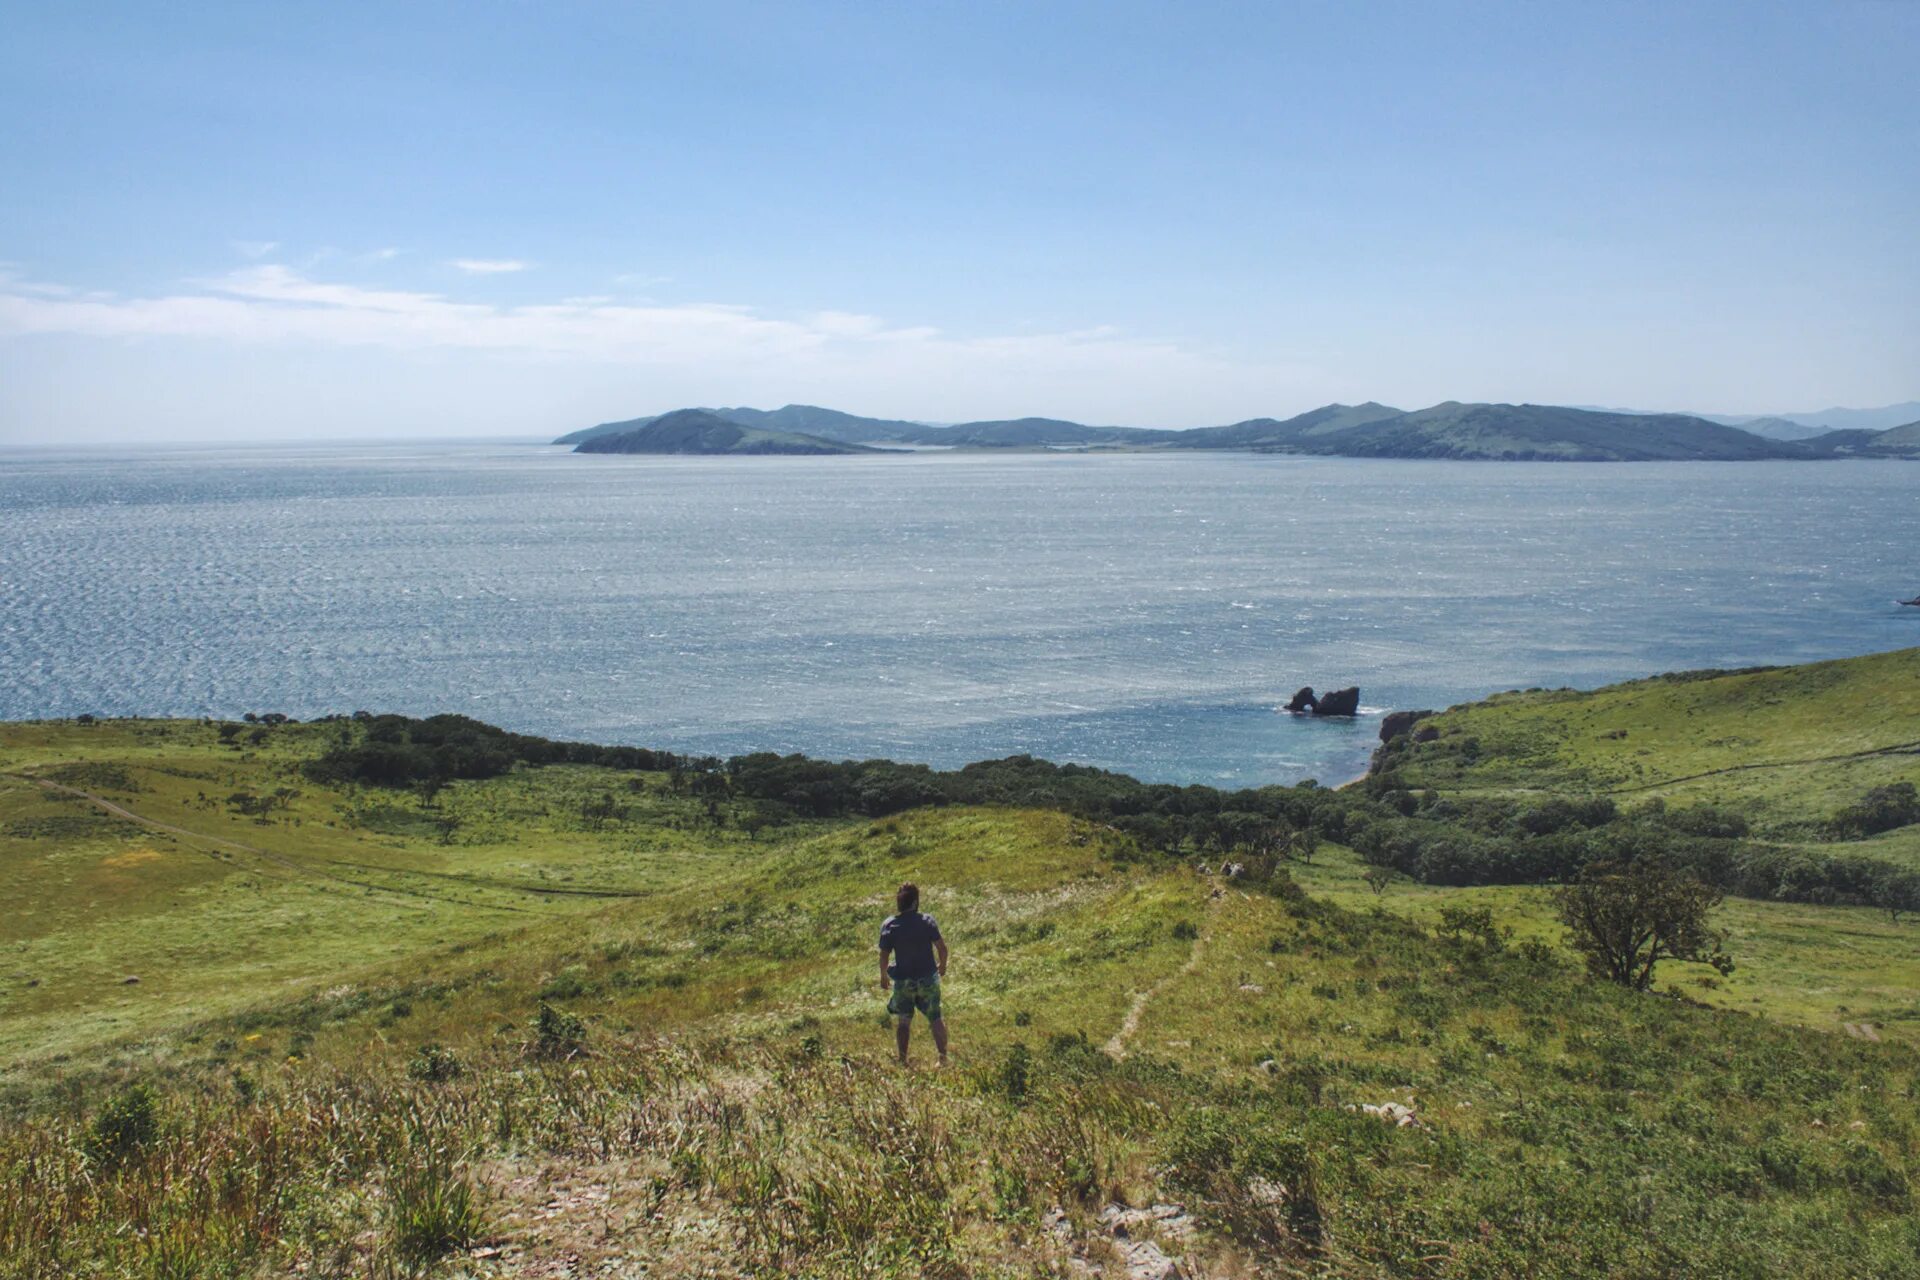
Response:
[887,976,942,1022]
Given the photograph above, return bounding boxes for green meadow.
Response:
[1386,647,1920,868]
[0,654,1917,1277]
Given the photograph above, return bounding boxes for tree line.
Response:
[299,714,1920,921]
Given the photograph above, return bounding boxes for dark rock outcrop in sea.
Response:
[1313,687,1361,717]
[1283,686,1361,717]
[1379,709,1434,742]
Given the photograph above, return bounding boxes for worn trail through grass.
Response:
[1604,738,1920,794]
[1105,876,1224,1060]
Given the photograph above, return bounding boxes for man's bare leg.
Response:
[930,1017,949,1065]
[896,1018,912,1065]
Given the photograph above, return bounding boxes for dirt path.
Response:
[1843,1021,1883,1043]
[1604,738,1920,795]
[1105,879,1223,1060]
[1,771,533,913]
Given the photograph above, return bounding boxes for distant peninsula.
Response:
[558,400,1920,462]
[571,408,884,456]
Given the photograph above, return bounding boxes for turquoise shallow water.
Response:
[2,442,1916,785]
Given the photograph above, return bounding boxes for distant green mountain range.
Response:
[571,408,882,455]
[559,401,1920,460]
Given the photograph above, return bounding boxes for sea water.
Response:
[2,442,1915,786]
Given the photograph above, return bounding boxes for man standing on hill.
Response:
[879,881,949,1067]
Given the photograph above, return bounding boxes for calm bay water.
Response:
[2,442,1916,786]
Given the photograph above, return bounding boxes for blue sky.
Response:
[2,1,1914,441]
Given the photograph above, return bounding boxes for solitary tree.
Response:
[1286,828,1320,864]
[1554,861,1732,990]
[580,791,617,833]
[1876,868,1920,925]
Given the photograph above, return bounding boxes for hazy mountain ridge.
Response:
[560,401,1920,460]
[1576,401,1920,437]
[571,408,878,456]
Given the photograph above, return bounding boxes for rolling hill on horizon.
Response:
[559,400,1920,460]
[1576,401,1920,439]
[570,408,881,456]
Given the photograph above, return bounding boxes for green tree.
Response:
[1554,862,1732,990]
[580,791,617,833]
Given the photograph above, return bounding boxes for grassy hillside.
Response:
[573,408,876,455]
[1379,648,1920,858]
[1,701,1917,1277]
[1295,843,1920,1044]
[553,400,1848,459]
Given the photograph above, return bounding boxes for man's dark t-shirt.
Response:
[880,912,943,981]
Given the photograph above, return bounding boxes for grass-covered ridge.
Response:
[1,652,1917,1276]
[1357,649,1920,909]
[1383,647,1920,808]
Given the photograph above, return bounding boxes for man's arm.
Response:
[934,937,949,978]
[878,944,892,990]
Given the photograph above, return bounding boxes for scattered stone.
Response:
[120,975,140,985]
[1049,1204,1195,1280]
[1238,982,1265,995]
[1849,1120,1867,1131]
[1350,1100,1419,1127]
[1412,725,1441,743]
[1246,1177,1289,1209]
[1258,1058,1279,1074]
[1223,861,1246,879]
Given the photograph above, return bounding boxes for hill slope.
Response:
[1303,402,1802,460]
[558,405,927,447]
[3,659,1919,1276]
[2,726,1914,1277]
[712,403,937,444]
[561,401,1816,460]
[572,408,879,455]
[1380,647,1920,810]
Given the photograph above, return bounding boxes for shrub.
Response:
[407,1043,463,1082]
[531,1003,587,1059]
[83,1083,160,1167]
[385,1143,483,1266]
[538,965,593,1001]
[1830,783,1920,839]
[995,1043,1033,1104]
[1435,905,1507,952]
[1163,1107,1322,1249]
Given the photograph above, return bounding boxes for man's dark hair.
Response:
[896,882,920,914]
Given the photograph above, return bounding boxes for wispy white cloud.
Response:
[232,240,280,259]
[0,264,1308,423]
[449,258,529,274]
